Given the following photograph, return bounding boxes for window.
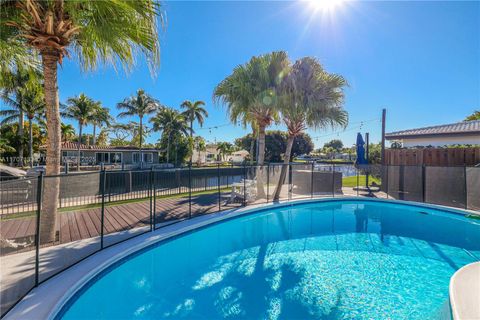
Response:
[143,153,153,163]
[133,152,140,163]
[110,152,122,164]
[95,152,122,164]
[133,152,153,163]
[62,151,84,164]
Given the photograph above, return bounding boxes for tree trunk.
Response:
[77,122,82,171]
[139,116,143,168]
[249,136,255,165]
[29,119,33,167]
[273,134,294,201]
[189,120,193,165]
[92,124,96,145]
[174,136,178,167]
[40,51,61,244]
[166,132,171,164]
[256,124,267,199]
[18,110,24,167]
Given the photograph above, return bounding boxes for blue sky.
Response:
[58,0,479,148]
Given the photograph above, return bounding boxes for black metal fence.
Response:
[1,163,479,317]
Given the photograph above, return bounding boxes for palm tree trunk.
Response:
[77,122,83,171]
[92,124,97,145]
[40,51,61,244]
[189,120,193,165]
[29,119,33,168]
[139,116,143,168]
[256,124,267,199]
[18,110,24,167]
[166,132,171,164]
[249,137,255,165]
[174,136,178,166]
[273,134,294,201]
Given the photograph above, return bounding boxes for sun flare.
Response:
[308,0,345,12]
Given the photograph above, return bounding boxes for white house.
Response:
[227,150,250,163]
[385,120,480,147]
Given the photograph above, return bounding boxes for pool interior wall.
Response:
[54,199,480,320]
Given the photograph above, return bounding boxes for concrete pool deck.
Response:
[3,197,479,320]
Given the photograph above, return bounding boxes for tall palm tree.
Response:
[272,57,348,201]
[90,103,112,145]
[1,0,162,242]
[214,51,289,197]
[1,75,45,167]
[216,142,234,162]
[194,136,207,166]
[214,51,289,166]
[180,100,208,164]
[117,89,160,167]
[0,67,41,166]
[61,123,75,142]
[150,107,189,164]
[62,94,96,170]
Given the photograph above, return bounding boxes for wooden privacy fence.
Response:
[385,148,480,166]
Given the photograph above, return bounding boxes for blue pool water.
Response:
[58,200,480,320]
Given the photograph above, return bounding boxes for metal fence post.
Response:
[356,167,359,197]
[311,162,314,199]
[149,167,153,231]
[464,165,468,210]
[153,170,157,229]
[422,164,426,203]
[288,163,292,201]
[34,172,44,287]
[217,163,221,212]
[100,169,106,249]
[243,163,247,207]
[332,163,335,197]
[189,165,192,219]
[267,164,270,203]
[385,165,389,199]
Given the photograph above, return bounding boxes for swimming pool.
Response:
[57,200,480,319]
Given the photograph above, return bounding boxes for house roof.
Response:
[385,120,480,140]
[40,141,160,152]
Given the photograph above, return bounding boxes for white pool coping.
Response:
[3,197,479,320]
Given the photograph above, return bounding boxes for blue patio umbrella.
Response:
[355,133,368,165]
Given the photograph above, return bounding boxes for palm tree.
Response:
[180,100,208,164]
[1,0,162,242]
[214,51,289,198]
[194,136,207,166]
[62,94,96,170]
[150,107,189,164]
[1,75,45,167]
[464,111,480,121]
[0,67,41,166]
[216,142,234,162]
[90,103,112,145]
[213,51,289,167]
[272,57,348,201]
[117,89,160,167]
[61,123,75,142]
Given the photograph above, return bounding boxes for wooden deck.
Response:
[0,192,241,250]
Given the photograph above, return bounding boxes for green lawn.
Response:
[342,175,381,188]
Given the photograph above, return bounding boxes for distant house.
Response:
[385,120,480,147]
[192,146,249,164]
[227,150,250,163]
[191,145,220,164]
[40,142,161,166]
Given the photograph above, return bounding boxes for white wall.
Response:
[400,134,480,147]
